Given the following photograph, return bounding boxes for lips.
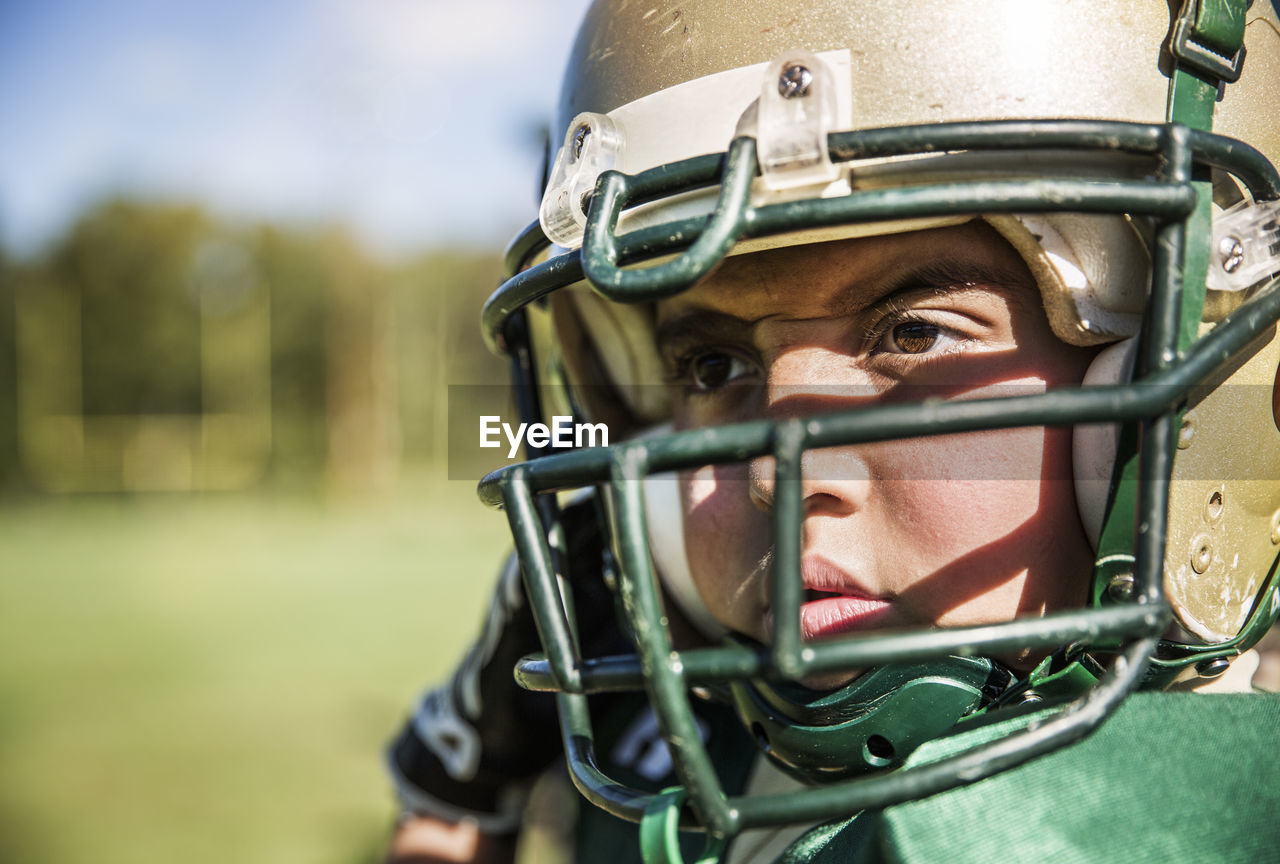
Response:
[797,555,893,640]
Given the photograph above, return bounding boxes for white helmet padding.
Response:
[1073,338,1139,550]
[639,430,728,641]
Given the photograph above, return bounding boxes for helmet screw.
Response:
[572,124,591,159]
[1218,235,1245,273]
[1107,572,1135,602]
[778,64,813,98]
[1190,534,1213,574]
[1195,657,1231,678]
[1177,411,1197,449]
[1016,692,1044,706]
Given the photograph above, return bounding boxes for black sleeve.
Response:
[386,498,620,832]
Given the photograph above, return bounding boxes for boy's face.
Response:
[655,221,1097,681]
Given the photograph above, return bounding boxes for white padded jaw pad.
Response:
[641,465,728,641]
[1073,338,1138,550]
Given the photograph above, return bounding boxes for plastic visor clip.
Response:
[539,112,626,249]
[1207,199,1280,293]
[749,49,840,192]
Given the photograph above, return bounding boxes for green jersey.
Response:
[575,691,1280,864]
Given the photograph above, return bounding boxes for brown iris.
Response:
[890,322,940,354]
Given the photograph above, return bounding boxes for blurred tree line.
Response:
[0,198,508,496]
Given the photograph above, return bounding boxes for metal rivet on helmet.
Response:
[777,63,813,98]
[1107,572,1136,602]
[1219,234,1246,273]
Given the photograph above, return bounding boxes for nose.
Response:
[749,447,871,517]
[748,345,875,517]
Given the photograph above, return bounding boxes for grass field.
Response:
[8,471,1280,864]
[0,473,511,864]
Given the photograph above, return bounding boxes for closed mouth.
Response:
[798,593,894,640]
[798,556,893,640]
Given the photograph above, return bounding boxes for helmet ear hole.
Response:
[1073,338,1139,549]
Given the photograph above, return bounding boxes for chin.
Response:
[799,668,865,692]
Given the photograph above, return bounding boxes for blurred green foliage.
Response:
[66,201,208,416]
[0,197,509,494]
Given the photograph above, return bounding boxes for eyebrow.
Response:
[652,256,1036,354]
[653,308,753,356]
[832,259,1035,318]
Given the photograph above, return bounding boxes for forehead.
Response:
[658,221,1036,321]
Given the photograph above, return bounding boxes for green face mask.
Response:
[476,0,1280,854]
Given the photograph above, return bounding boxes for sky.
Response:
[0,0,596,258]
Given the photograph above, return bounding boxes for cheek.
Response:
[882,426,1050,530]
[680,464,771,638]
[880,424,1088,620]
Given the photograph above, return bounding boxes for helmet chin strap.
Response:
[722,653,1013,783]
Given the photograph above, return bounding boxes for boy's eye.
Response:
[690,351,752,390]
[884,322,941,355]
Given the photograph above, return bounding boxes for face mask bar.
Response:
[477,119,1280,841]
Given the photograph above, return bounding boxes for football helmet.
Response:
[477,0,1280,856]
